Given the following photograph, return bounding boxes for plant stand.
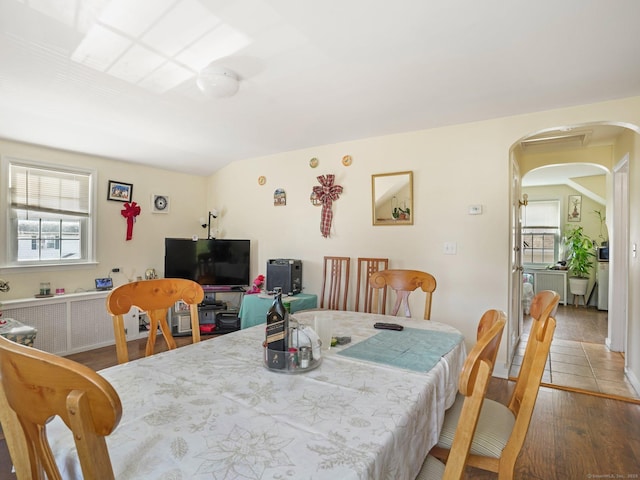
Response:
[569,277,589,308]
[573,293,587,308]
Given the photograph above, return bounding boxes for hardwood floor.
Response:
[2,335,640,479]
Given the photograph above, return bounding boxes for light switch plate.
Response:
[469,205,483,215]
[444,242,457,255]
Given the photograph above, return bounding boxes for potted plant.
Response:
[592,209,608,246]
[563,225,595,296]
[392,206,410,220]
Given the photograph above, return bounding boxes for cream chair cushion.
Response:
[416,455,446,480]
[436,395,516,457]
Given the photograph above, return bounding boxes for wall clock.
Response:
[152,194,169,213]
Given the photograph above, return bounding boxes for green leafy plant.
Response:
[564,226,595,278]
[392,206,410,219]
[592,209,608,245]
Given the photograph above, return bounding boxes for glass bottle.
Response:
[265,288,288,369]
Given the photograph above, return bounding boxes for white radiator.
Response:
[535,272,564,293]
[2,291,114,355]
[525,269,568,305]
[2,302,68,354]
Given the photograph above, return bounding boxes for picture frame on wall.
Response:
[568,194,582,222]
[107,180,133,202]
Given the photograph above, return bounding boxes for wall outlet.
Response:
[112,267,120,273]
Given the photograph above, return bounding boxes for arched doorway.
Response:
[508,122,638,399]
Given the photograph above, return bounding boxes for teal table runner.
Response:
[337,328,463,373]
[239,293,318,329]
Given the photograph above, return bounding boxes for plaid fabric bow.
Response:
[312,174,343,238]
[121,201,141,241]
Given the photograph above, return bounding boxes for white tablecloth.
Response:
[47,310,466,480]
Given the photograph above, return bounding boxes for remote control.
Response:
[374,322,404,331]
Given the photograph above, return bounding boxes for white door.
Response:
[609,155,629,353]
[508,155,524,368]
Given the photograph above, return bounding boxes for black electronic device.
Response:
[373,322,404,331]
[266,259,302,295]
[216,311,240,332]
[95,277,113,291]
[164,238,250,287]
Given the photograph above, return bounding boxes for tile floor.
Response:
[509,305,640,401]
[510,335,639,400]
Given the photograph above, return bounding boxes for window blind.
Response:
[523,200,559,227]
[10,164,90,216]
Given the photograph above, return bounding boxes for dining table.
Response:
[46,310,466,480]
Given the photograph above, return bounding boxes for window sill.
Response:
[0,261,99,274]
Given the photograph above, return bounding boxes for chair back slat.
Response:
[355,257,389,313]
[106,278,204,364]
[369,269,436,319]
[320,256,351,310]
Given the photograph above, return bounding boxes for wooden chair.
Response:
[0,335,122,480]
[354,257,389,313]
[430,291,560,479]
[529,289,560,382]
[369,269,437,319]
[106,278,204,364]
[416,309,506,479]
[320,256,351,310]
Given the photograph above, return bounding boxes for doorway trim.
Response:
[609,154,629,353]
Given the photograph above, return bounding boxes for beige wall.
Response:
[209,96,640,379]
[0,140,207,299]
[1,96,639,383]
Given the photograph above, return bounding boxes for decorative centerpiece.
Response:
[264,315,322,373]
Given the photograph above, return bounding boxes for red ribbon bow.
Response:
[312,174,343,238]
[121,201,141,241]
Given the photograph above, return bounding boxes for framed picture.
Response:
[568,195,582,222]
[107,180,133,202]
[273,188,286,206]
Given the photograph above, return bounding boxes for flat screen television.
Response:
[164,238,250,287]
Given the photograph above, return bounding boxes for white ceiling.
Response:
[522,163,608,188]
[1,0,640,176]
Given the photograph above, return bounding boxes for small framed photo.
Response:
[107,180,133,202]
[175,300,189,312]
[568,194,582,222]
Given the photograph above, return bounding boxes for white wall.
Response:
[0,140,208,299]
[209,96,640,378]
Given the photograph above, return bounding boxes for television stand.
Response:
[171,288,243,336]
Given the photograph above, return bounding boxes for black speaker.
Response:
[266,259,302,295]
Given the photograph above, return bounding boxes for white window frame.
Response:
[522,199,561,266]
[1,155,97,269]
